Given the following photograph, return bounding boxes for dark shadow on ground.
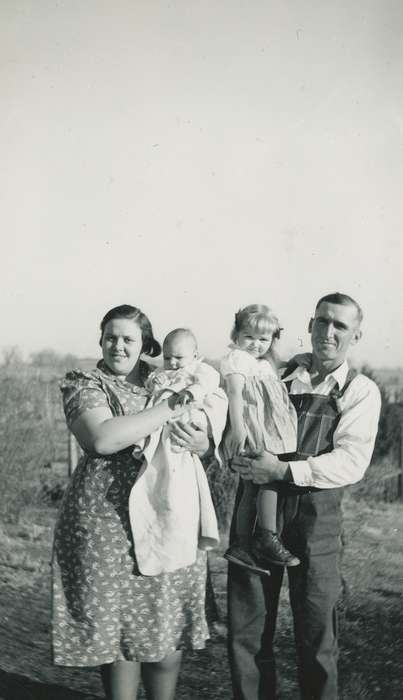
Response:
[0,667,101,700]
[338,590,403,700]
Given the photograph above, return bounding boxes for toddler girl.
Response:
[220,304,299,574]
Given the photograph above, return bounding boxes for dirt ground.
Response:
[0,495,402,700]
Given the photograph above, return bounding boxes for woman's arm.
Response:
[225,374,247,454]
[71,397,186,455]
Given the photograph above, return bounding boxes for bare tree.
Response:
[2,345,24,368]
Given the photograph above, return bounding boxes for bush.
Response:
[204,453,238,533]
[353,365,403,503]
[0,369,59,521]
[360,364,402,463]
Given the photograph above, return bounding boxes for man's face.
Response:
[309,302,362,367]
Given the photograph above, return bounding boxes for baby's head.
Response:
[231,304,281,359]
[163,328,199,370]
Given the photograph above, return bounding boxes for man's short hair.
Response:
[315,292,363,324]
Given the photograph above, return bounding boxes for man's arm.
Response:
[232,375,381,489]
[289,375,381,488]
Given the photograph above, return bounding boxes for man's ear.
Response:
[308,318,313,334]
[351,328,362,346]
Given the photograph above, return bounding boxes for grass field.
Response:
[1,360,402,698]
[0,492,402,700]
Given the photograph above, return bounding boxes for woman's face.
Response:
[101,318,143,376]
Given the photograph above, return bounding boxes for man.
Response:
[228,292,381,700]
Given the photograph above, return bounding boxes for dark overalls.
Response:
[227,367,358,700]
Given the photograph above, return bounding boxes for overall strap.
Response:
[330,367,359,399]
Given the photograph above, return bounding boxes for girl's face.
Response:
[236,325,274,359]
[102,318,143,376]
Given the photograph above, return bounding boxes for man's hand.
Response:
[231,451,290,484]
[169,420,210,456]
[228,426,247,457]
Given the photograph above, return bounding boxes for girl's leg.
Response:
[141,650,183,700]
[252,486,300,567]
[100,660,141,700]
[256,485,279,532]
[225,478,271,573]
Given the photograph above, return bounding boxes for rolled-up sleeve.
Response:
[290,375,381,489]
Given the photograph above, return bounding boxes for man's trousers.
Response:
[227,488,343,700]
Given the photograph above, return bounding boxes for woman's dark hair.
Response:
[99,305,161,357]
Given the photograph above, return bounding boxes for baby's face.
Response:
[163,336,197,370]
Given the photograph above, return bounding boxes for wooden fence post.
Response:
[400,422,403,502]
[67,431,79,477]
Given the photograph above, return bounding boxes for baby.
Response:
[145,328,220,443]
[129,328,226,576]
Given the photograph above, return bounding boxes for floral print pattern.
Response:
[51,362,208,666]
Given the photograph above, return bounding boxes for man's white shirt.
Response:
[284,361,381,489]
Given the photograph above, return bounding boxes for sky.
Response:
[2,0,403,368]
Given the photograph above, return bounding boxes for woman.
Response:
[52,304,214,700]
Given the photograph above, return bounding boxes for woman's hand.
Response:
[169,420,210,456]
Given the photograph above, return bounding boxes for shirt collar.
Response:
[284,358,349,390]
[329,361,349,389]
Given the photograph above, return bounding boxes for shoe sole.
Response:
[254,555,301,568]
[224,552,271,576]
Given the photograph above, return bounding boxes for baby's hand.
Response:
[168,389,193,410]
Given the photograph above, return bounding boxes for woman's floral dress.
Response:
[51,361,208,667]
